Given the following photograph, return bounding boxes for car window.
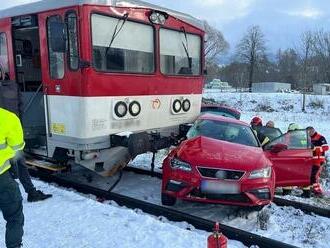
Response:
[201,110,237,119]
[256,126,282,142]
[264,129,311,150]
[201,106,240,119]
[186,119,259,147]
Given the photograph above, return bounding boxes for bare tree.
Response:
[277,48,299,86]
[236,25,266,89]
[203,21,229,64]
[297,31,314,89]
[312,30,330,83]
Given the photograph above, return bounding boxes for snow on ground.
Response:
[24,155,326,248]
[203,90,330,140]
[0,179,245,248]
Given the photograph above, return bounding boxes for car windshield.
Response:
[186,119,259,147]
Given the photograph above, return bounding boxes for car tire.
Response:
[161,193,176,206]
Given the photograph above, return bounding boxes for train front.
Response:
[49,2,205,175]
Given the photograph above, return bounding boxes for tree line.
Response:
[204,22,330,90]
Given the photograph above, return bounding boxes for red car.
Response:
[201,103,241,120]
[162,114,315,207]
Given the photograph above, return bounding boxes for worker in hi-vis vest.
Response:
[0,107,24,248]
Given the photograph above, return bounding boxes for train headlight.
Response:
[114,101,128,118]
[129,101,141,117]
[149,11,168,25]
[172,99,182,113]
[182,99,191,112]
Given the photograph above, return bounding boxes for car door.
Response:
[263,129,313,187]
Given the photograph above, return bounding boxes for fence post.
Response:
[302,90,306,112]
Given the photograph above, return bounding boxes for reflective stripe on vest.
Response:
[0,160,11,175]
[10,142,25,151]
[0,143,7,150]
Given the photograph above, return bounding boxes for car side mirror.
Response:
[322,145,329,152]
[269,143,288,153]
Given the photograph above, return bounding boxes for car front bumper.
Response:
[162,164,275,207]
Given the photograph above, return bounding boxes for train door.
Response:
[11,15,48,156]
[0,18,18,112]
[37,8,81,159]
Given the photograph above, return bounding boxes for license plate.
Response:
[201,180,239,194]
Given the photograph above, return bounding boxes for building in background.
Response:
[205,79,233,91]
[313,83,330,95]
[252,82,291,93]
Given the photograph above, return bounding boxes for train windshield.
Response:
[91,14,154,73]
[160,28,201,76]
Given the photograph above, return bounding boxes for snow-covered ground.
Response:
[0,179,245,248]
[203,90,330,139]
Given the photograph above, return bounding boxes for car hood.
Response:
[176,136,269,171]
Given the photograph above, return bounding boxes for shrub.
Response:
[254,103,275,112]
[307,99,324,110]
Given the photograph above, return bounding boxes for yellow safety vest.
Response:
[0,107,25,175]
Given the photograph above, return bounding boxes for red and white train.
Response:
[0,0,205,175]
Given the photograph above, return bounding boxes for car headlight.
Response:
[170,157,192,172]
[249,167,271,179]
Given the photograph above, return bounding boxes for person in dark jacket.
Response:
[307,126,327,147]
[305,126,328,197]
[250,116,269,146]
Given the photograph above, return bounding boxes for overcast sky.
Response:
[1,0,330,59]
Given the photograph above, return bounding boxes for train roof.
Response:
[0,0,204,30]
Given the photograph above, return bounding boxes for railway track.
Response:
[28,168,297,248]
[123,166,330,219]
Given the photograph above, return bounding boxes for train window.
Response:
[160,28,201,76]
[47,15,65,79]
[91,14,154,73]
[66,11,79,70]
[0,33,9,80]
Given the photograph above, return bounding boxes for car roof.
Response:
[198,113,249,126]
[201,103,241,115]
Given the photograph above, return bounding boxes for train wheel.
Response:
[161,193,176,206]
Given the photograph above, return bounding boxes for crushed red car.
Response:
[162,114,317,208]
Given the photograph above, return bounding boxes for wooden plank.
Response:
[26,159,67,172]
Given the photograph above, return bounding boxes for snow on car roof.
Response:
[199,113,249,126]
[0,0,204,30]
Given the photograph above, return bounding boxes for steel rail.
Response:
[123,166,330,218]
[29,168,297,248]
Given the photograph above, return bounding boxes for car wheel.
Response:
[161,193,176,206]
